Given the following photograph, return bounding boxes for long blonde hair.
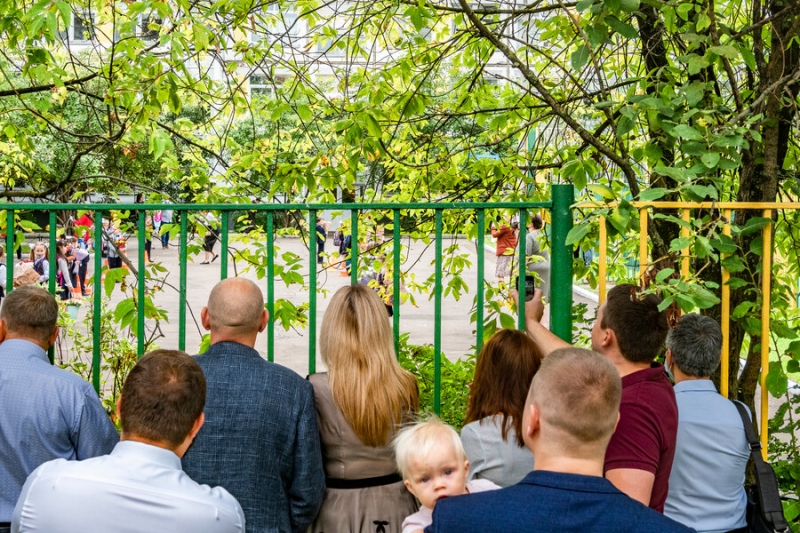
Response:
[320,284,419,447]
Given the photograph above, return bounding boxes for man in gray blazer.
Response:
[182,278,325,533]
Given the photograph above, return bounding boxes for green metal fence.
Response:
[1,184,575,411]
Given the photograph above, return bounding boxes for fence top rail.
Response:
[576,201,800,210]
[0,201,552,211]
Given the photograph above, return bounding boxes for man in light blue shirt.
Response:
[664,314,749,533]
[0,286,118,532]
[12,349,245,533]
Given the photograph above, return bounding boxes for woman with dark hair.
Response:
[461,329,542,487]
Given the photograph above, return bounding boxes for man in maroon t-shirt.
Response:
[514,283,676,512]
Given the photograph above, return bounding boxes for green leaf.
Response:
[576,0,595,11]
[193,24,210,51]
[606,16,638,39]
[639,188,669,201]
[672,124,703,141]
[687,54,710,75]
[709,234,737,254]
[296,104,312,122]
[721,255,746,273]
[656,268,675,282]
[766,360,788,398]
[564,223,592,246]
[709,45,738,58]
[669,237,692,253]
[619,0,640,12]
[363,113,381,137]
[738,217,771,236]
[696,13,711,32]
[587,184,615,200]
[571,45,590,71]
[607,206,631,234]
[701,152,720,168]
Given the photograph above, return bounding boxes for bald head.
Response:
[527,347,621,458]
[204,278,266,341]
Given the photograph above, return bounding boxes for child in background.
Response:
[30,243,49,283]
[55,240,74,300]
[393,417,499,533]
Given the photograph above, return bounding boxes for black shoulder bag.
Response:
[733,401,790,533]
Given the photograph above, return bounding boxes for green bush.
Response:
[397,333,476,430]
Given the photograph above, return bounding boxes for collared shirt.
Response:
[664,380,748,533]
[12,441,245,533]
[604,362,678,513]
[0,339,118,521]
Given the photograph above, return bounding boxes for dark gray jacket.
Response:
[182,342,325,533]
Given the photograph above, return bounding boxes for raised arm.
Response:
[511,289,570,357]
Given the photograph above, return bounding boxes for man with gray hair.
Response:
[663,313,749,533]
[181,278,325,533]
[426,348,692,533]
[0,286,118,533]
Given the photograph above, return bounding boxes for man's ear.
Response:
[665,349,673,368]
[612,412,620,434]
[189,412,205,440]
[527,403,541,438]
[602,326,616,349]
[258,309,269,333]
[47,325,59,348]
[0,319,7,343]
[200,307,211,332]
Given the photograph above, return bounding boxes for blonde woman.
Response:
[309,284,419,533]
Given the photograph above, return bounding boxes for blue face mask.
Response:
[665,360,674,382]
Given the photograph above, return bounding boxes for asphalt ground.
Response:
[66,235,598,376]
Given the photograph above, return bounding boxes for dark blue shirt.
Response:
[0,339,119,521]
[425,470,696,533]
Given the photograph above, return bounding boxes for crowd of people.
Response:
[0,276,751,533]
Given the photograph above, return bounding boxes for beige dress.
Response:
[308,373,417,533]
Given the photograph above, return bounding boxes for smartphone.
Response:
[514,275,537,301]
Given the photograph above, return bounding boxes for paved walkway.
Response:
[69,235,597,375]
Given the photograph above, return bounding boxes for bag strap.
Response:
[733,401,790,532]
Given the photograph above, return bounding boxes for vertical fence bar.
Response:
[137,210,145,356]
[308,210,317,375]
[550,185,574,342]
[178,212,188,352]
[47,212,56,365]
[267,212,275,362]
[639,208,648,281]
[517,209,528,329]
[720,209,731,398]
[92,213,102,393]
[5,209,13,294]
[599,216,607,304]
[760,210,773,460]
[393,209,401,357]
[48,212,56,295]
[350,210,359,285]
[476,210,485,353]
[434,209,443,414]
[220,211,229,280]
[681,208,691,279]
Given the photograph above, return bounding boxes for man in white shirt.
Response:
[12,349,245,533]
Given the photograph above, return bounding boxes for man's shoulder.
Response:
[429,475,693,533]
[197,344,313,400]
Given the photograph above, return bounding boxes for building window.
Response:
[249,74,286,97]
[141,13,162,41]
[72,11,94,41]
